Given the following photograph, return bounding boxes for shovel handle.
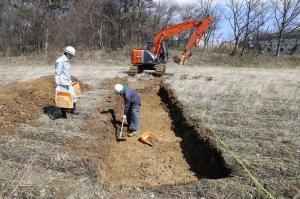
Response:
[119,117,125,138]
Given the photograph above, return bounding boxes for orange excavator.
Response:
[129,15,212,76]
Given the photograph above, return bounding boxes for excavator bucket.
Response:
[72,82,81,97]
[173,55,181,64]
[55,91,73,109]
[139,131,161,146]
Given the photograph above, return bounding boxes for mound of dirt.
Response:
[0,76,89,135]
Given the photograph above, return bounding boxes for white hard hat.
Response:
[114,84,124,94]
[64,46,76,56]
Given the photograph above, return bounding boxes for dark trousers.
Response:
[126,105,141,132]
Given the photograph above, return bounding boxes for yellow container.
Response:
[55,91,73,108]
[72,82,81,97]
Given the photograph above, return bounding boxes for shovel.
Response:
[117,117,127,141]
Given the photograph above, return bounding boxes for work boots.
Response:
[60,104,78,119]
[61,108,67,119]
[70,103,79,115]
[128,131,137,137]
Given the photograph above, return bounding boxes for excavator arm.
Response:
[150,15,212,64]
[181,16,211,64]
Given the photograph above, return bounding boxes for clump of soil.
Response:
[0,76,89,135]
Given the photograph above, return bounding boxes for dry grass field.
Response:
[0,54,299,198]
[166,66,300,198]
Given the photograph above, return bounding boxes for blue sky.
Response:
[155,0,234,41]
[165,0,277,41]
[214,4,233,41]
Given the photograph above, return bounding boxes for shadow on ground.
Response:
[43,105,63,120]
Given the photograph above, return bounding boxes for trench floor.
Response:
[102,80,198,190]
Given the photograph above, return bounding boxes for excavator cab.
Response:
[146,41,168,64]
[129,42,168,76]
[146,41,153,51]
[159,42,168,64]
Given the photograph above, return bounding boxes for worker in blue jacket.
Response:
[114,84,141,137]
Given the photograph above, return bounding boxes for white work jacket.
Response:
[55,54,72,86]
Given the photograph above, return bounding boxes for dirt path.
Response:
[102,81,198,190]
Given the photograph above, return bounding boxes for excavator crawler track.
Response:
[155,64,166,77]
[128,65,138,76]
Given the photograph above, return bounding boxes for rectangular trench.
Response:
[101,78,232,190]
[158,81,232,179]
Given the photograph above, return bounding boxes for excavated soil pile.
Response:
[0,76,89,135]
[80,77,231,191]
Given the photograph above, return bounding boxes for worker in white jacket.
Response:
[55,46,78,118]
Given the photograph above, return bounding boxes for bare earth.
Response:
[0,58,299,198]
[102,79,198,190]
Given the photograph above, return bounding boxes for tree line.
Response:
[0,0,299,57]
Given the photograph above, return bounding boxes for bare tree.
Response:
[0,1,5,55]
[179,3,197,21]
[272,0,300,56]
[226,0,245,55]
[134,0,154,47]
[177,3,197,48]
[252,10,272,53]
[195,0,221,51]
[240,0,268,56]
[57,0,155,50]
[150,0,178,33]
[2,0,251,56]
